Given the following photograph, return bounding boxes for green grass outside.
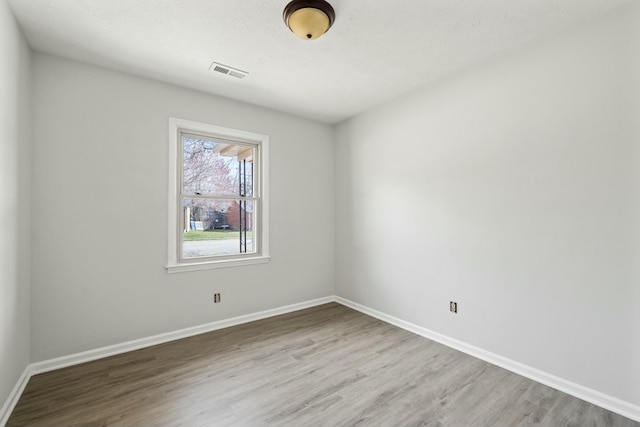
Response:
[183,230,253,241]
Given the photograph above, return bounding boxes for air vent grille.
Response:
[209,62,248,79]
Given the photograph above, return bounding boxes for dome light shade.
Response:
[283,0,335,40]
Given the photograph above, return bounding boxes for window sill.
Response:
[166,255,271,273]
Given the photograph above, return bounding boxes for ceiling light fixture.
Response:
[283,0,335,41]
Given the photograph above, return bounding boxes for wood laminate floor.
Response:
[8,303,639,426]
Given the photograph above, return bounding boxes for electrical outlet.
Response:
[450,301,457,313]
[214,293,221,303]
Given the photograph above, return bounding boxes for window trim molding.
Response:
[166,117,270,273]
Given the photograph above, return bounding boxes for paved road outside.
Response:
[183,238,253,257]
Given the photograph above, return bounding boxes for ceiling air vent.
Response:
[209,62,249,79]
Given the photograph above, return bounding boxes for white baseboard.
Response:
[4,295,639,425]
[31,296,334,375]
[0,365,31,427]
[1,296,334,427]
[335,296,640,423]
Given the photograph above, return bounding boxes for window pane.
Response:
[182,198,256,258]
[182,135,254,197]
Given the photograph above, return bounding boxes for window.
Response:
[167,118,269,272]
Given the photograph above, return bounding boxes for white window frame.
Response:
[166,117,270,273]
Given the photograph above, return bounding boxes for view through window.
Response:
[181,133,258,259]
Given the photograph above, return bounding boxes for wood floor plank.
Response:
[7,303,639,426]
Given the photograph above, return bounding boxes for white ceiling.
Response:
[7,0,631,124]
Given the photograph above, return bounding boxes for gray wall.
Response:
[335,4,640,406]
[0,0,31,411]
[30,54,335,362]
